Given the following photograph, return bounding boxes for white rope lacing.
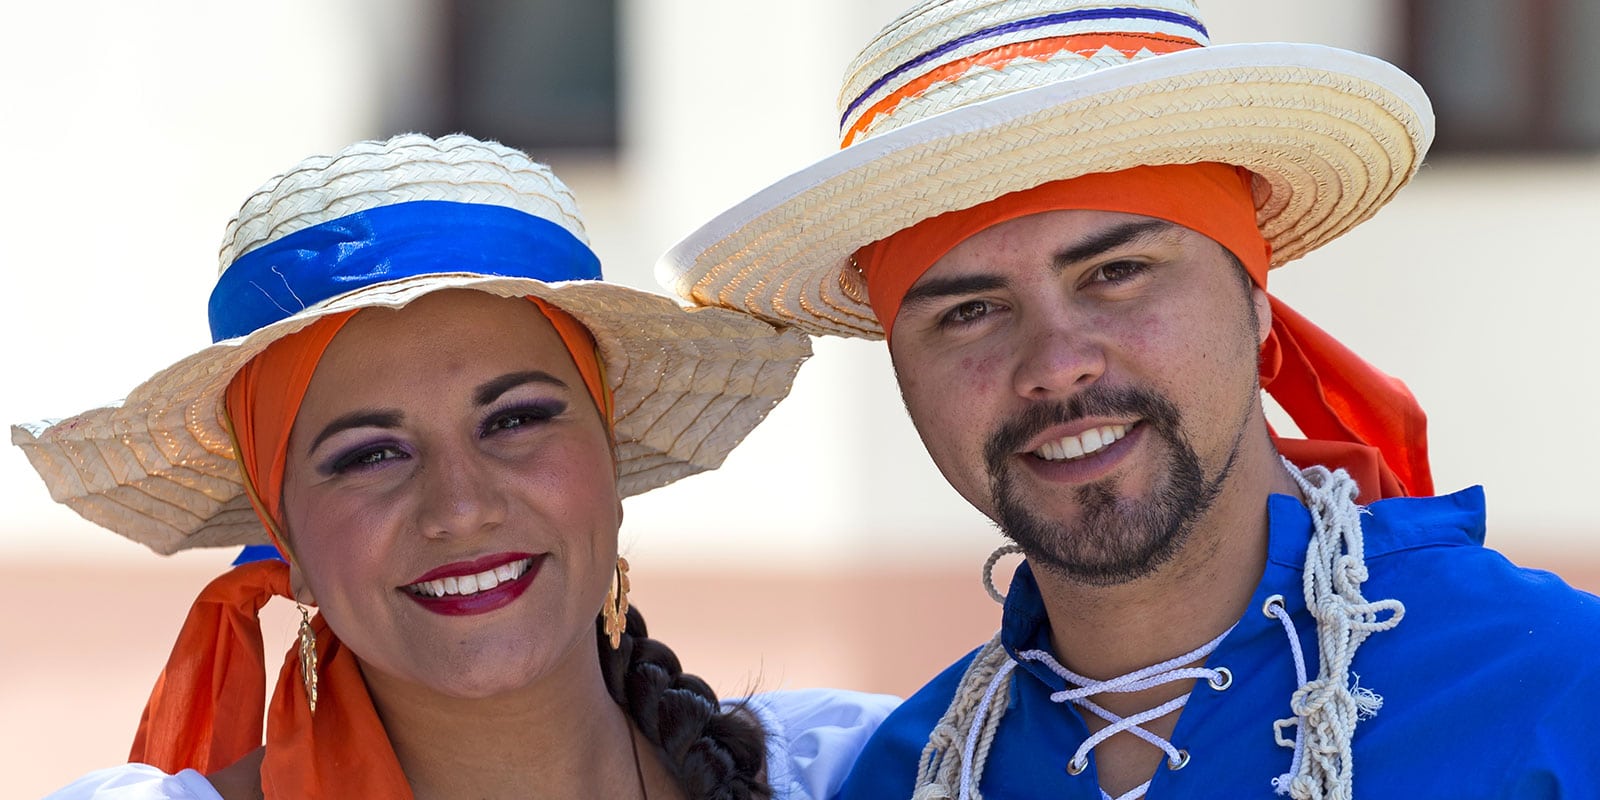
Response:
[913,460,1405,800]
[1014,627,1233,800]
[1271,459,1405,799]
[1263,594,1309,791]
[917,546,1232,800]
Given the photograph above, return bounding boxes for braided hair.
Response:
[598,606,772,800]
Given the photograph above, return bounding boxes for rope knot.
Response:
[1289,679,1336,717]
[1333,554,1369,590]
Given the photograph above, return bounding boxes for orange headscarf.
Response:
[855,163,1431,503]
[130,297,610,796]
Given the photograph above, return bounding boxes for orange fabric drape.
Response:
[855,163,1431,503]
[128,559,411,797]
[129,559,288,774]
[133,294,610,795]
[225,313,356,548]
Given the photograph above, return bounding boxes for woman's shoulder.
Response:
[44,764,222,800]
[732,688,901,800]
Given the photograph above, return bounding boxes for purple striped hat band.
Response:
[840,5,1209,133]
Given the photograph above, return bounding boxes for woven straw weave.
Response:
[13,134,811,554]
[659,0,1433,339]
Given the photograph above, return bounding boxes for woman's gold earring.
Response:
[297,604,319,715]
[602,557,631,649]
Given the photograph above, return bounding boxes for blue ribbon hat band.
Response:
[208,200,602,342]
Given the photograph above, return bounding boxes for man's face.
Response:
[888,210,1271,585]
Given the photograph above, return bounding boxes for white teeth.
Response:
[1062,435,1085,459]
[405,557,533,598]
[1032,424,1129,462]
[475,569,500,592]
[1080,428,1103,452]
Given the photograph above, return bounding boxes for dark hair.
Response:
[598,606,772,800]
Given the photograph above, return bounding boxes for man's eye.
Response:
[940,299,995,327]
[1093,260,1148,284]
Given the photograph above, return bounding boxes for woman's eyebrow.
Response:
[308,410,402,455]
[473,370,568,407]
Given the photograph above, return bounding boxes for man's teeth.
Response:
[405,558,534,598]
[1033,424,1129,462]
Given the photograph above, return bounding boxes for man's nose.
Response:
[1011,316,1106,401]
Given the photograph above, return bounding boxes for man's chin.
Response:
[1015,539,1175,587]
[996,483,1193,586]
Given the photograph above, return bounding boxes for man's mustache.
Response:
[984,386,1184,474]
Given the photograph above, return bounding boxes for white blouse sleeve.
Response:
[43,764,222,800]
[735,688,902,800]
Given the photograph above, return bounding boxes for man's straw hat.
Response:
[658,0,1435,338]
[13,133,811,554]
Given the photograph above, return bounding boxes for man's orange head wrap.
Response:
[129,296,611,796]
[855,163,1431,504]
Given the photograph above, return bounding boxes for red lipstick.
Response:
[400,552,543,617]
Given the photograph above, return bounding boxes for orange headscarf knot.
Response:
[854,163,1431,502]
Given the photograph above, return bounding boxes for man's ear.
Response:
[1252,286,1272,345]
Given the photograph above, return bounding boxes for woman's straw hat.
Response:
[12,133,811,554]
[657,0,1435,338]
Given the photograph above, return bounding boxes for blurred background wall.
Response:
[3,1,1597,794]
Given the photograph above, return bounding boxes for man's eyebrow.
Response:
[308,411,402,455]
[1054,219,1177,271]
[899,274,1009,312]
[473,370,569,407]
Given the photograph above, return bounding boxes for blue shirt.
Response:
[839,488,1600,799]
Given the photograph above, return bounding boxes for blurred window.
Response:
[442,0,619,151]
[1403,0,1600,152]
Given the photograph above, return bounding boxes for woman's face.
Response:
[281,290,620,700]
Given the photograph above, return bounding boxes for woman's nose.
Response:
[416,447,508,540]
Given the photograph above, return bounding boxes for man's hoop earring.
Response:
[297,604,319,715]
[602,557,631,649]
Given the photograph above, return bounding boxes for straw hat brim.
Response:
[658,42,1435,339]
[12,274,811,554]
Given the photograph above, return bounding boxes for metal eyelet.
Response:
[1167,749,1191,771]
[1262,594,1286,618]
[1208,666,1233,691]
[1066,757,1088,776]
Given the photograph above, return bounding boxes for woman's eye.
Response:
[485,403,564,435]
[940,299,997,328]
[331,445,407,474]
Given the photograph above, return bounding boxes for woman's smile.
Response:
[401,553,545,616]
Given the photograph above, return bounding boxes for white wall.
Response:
[3,1,1596,571]
[0,1,397,560]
